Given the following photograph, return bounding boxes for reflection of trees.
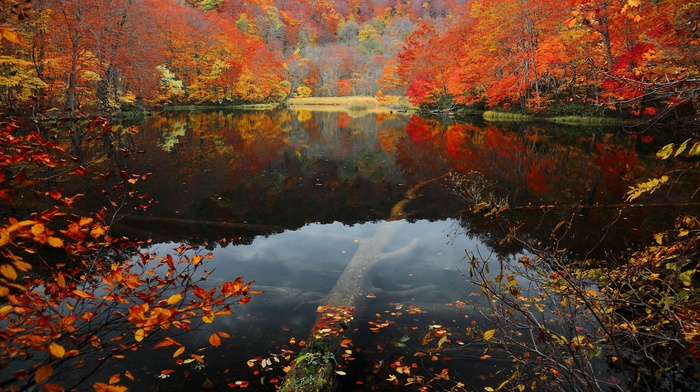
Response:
[50,110,689,256]
[397,117,694,259]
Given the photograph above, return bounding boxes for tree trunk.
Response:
[279,173,448,392]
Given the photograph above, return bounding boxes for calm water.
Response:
[13,109,699,390]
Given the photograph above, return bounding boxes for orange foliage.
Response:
[0,116,258,390]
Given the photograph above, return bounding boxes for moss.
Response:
[279,340,336,392]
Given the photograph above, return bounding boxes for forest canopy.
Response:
[0,0,698,118]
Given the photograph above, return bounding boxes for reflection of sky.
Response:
[101,219,510,391]
[207,219,484,287]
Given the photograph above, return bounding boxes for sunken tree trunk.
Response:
[279,174,448,392]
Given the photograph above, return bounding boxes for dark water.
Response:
[9,109,698,391]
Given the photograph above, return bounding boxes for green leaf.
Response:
[675,139,691,157]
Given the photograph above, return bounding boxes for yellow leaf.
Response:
[134,328,146,342]
[0,264,18,280]
[192,255,203,266]
[166,293,182,305]
[688,142,700,156]
[49,342,65,358]
[36,364,54,384]
[656,143,675,159]
[202,313,215,324]
[0,305,12,314]
[31,223,46,236]
[173,346,185,358]
[654,233,664,245]
[483,329,496,341]
[48,237,64,248]
[627,0,640,7]
[209,333,221,347]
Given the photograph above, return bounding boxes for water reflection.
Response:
[126,219,496,392]
[9,109,697,390]
[114,110,696,258]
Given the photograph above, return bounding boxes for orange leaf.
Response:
[209,333,221,347]
[108,373,120,385]
[72,290,94,299]
[48,342,65,359]
[191,354,205,363]
[38,383,65,392]
[56,274,66,288]
[0,25,20,44]
[124,371,135,381]
[192,255,203,266]
[0,264,18,280]
[92,382,128,392]
[134,328,146,342]
[35,364,53,384]
[173,346,185,358]
[153,337,180,349]
[216,332,231,339]
[47,237,64,248]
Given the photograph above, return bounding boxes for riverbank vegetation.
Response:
[1,1,698,123]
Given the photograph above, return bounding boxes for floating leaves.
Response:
[48,342,65,359]
[35,364,53,384]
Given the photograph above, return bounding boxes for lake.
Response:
[11,109,699,391]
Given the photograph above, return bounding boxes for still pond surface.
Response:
[53,109,698,390]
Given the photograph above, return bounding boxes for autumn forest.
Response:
[1,0,699,117]
[2,0,700,392]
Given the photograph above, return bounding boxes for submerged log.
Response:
[279,174,448,392]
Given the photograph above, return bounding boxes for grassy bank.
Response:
[483,110,624,126]
[163,103,279,111]
[286,96,415,114]
[483,110,535,122]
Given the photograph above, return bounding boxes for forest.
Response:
[0,0,699,119]
[1,1,700,392]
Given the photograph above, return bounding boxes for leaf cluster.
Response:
[0,116,258,391]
